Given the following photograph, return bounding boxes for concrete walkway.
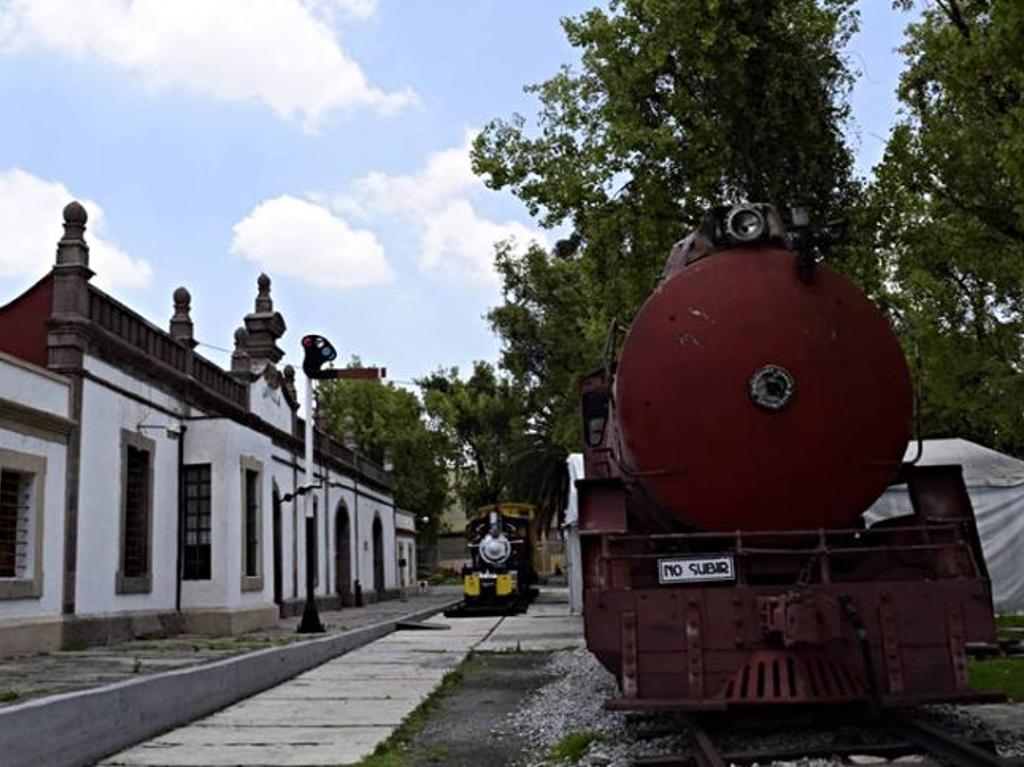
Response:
[0,590,459,709]
[100,589,583,766]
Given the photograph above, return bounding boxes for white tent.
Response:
[564,453,585,614]
[865,438,1024,614]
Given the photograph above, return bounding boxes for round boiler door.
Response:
[614,247,912,531]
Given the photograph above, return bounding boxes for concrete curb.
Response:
[0,599,459,767]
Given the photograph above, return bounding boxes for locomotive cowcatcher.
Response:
[576,203,999,711]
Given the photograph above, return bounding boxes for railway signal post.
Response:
[297,334,386,634]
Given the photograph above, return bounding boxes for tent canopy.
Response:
[867,438,1024,614]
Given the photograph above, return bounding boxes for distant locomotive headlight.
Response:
[480,531,511,565]
[726,205,767,243]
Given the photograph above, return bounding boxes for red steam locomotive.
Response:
[577,203,998,710]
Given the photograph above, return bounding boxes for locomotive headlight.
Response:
[480,532,511,565]
[725,205,767,243]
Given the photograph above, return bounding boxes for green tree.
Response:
[860,0,1024,455]
[419,362,528,514]
[474,0,862,496]
[317,371,450,538]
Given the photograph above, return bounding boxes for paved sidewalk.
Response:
[99,588,584,766]
[99,614,503,766]
[476,587,584,652]
[0,589,459,709]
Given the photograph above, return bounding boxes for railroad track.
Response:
[631,711,1022,767]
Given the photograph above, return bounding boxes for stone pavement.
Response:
[0,589,459,710]
[99,588,584,766]
[476,587,584,652]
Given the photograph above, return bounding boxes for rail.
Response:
[630,712,1018,767]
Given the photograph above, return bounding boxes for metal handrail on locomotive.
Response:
[576,202,1001,711]
[446,503,539,617]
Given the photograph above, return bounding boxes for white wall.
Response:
[0,351,69,417]
[269,446,300,602]
[249,375,293,434]
[313,471,397,597]
[0,356,68,619]
[75,356,181,615]
[179,420,276,609]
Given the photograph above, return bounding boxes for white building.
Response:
[0,202,410,658]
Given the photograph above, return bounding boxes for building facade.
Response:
[0,202,406,658]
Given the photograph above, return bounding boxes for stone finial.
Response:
[169,286,198,349]
[281,363,297,400]
[231,326,251,375]
[242,272,286,371]
[56,200,91,269]
[255,273,273,312]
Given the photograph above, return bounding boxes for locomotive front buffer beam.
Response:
[578,515,997,707]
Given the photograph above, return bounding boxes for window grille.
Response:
[184,464,212,580]
[122,445,150,578]
[0,470,31,578]
[244,469,260,577]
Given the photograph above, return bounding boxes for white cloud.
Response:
[301,0,378,21]
[0,0,413,130]
[421,200,540,283]
[349,130,480,217]
[0,168,153,292]
[341,130,546,284]
[230,195,394,290]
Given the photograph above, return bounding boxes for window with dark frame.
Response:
[0,469,30,578]
[122,445,150,578]
[183,464,212,580]
[244,468,260,577]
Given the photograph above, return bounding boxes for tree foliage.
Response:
[419,361,527,513]
[859,0,1024,455]
[474,0,863,488]
[317,372,450,538]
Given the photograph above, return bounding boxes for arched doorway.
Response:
[372,515,384,599]
[272,483,283,607]
[335,503,352,605]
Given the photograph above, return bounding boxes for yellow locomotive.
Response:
[446,503,539,617]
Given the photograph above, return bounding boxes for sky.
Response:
[0,0,918,390]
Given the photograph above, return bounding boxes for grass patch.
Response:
[354,657,472,766]
[996,615,1024,630]
[0,690,19,703]
[969,657,1024,701]
[548,731,607,764]
[996,614,1024,643]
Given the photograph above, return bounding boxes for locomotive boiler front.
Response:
[613,206,913,532]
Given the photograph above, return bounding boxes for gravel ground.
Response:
[501,647,1024,766]
[922,705,1024,758]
